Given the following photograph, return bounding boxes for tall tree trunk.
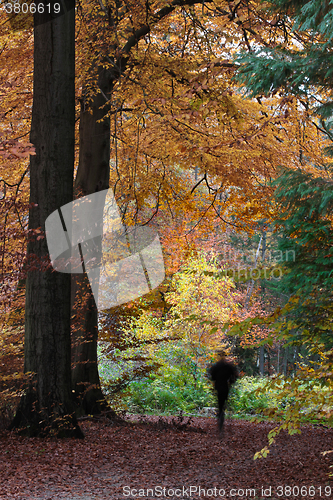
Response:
[10,5,83,438]
[71,67,115,416]
[70,0,191,415]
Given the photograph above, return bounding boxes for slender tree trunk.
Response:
[71,67,116,416]
[283,346,288,376]
[259,231,266,377]
[291,346,299,375]
[259,346,265,376]
[10,5,83,438]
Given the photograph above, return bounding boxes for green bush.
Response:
[122,369,214,414]
[99,338,329,422]
[113,374,315,419]
[98,337,216,414]
[228,377,271,415]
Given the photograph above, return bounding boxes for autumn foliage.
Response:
[0,0,332,460]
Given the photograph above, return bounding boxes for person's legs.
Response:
[217,388,228,431]
[209,359,238,433]
[218,406,225,431]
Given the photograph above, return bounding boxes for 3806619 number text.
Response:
[2,1,61,14]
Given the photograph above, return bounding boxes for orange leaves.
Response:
[0,134,35,159]
[0,418,331,497]
[0,324,25,424]
[73,0,326,243]
[0,24,33,313]
[110,44,314,232]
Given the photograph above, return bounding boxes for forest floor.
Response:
[0,415,332,500]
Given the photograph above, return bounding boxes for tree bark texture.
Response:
[10,6,83,438]
[71,67,115,416]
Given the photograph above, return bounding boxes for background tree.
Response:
[270,167,333,347]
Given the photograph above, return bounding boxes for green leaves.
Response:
[234,48,304,98]
[254,446,270,460]
[233,0,333,123]
[270,167,333,345]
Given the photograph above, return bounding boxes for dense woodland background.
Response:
[0,0,332,466]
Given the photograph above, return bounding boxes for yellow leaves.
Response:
[254,446,270,460]
[97,5,324,232]
[1,371,27,382]
[0,28,32,313]
[164,252,239,349]
[250,351,333,459]
[111,68,297,228]
[132,314,162,342]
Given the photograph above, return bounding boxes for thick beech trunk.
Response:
[10,6,83,437]
[71,67,116,416]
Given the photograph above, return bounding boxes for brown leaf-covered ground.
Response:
[0,416,332,500]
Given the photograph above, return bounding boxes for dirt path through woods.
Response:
[0,417,331,500]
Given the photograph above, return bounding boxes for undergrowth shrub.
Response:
[123,374,214,414]
[98,338,215,414]
[228,376,273,416]
[0,325,25,429]
[100,344,332,423]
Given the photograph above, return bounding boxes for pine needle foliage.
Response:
[234,0,333,121]
[271,167,333,346]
